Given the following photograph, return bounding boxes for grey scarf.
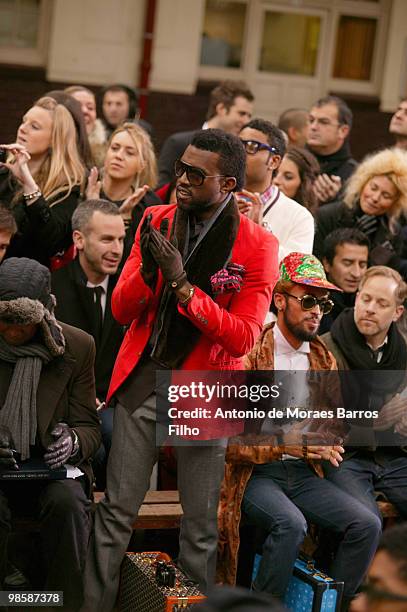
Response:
[0,337,53,460]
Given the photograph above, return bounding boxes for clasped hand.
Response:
[140,214,186,289]
[283,421,344,467]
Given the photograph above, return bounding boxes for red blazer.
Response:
[107,204,279,408]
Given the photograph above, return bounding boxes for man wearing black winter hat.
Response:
[0,257,100,611]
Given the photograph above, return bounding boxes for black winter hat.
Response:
[0,258,53,312]
[0,258,64,355]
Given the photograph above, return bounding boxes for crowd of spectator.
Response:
[0,78,407,612]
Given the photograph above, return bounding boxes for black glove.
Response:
[0,426,18,471]
[44,423,76,470]
[140,214,159,291]
[148,226,187,289]
[355,214,379,237]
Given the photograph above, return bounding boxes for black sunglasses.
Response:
[174,159,226,187]
[240,139,277,156]
[282,292,334,315]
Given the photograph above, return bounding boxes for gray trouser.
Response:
[82,395,226,612]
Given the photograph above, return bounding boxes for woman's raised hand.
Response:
[85,166,102,200]
[0,143,37,192]
[119,184,149,220]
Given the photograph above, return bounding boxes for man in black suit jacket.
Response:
[158,80,254,187]
[52,199,126,488]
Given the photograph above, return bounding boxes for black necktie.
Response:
[93,286,104,342]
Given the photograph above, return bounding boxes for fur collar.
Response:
[89,118,107,147]
[0,297,65,357]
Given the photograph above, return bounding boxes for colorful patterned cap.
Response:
[279,252,341,292]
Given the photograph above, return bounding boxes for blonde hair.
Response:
[344,148,407,220]
[14,97,86,206]
[108,122,157,188]
[359,265,407,306]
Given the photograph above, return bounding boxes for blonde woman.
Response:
[0,96,86,266]
[86,121,160,261]
[314,148,407,277]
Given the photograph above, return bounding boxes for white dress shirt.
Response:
[86,276,109,317]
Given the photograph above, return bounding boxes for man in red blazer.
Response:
[82,129,279,611]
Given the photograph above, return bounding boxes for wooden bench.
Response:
[93,490,183,530]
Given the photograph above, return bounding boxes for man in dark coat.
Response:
[322,265,407,519]
[307,95,357,203]
[157,80,254,187]
[319,227,369,334]
[52,199,125,489]
[0,257,100,611]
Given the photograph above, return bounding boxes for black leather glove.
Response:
[0,426,18,471]
[149,226,187,289]
[140,214,159,291]
[355,214,379,237]
[44,423,77,469]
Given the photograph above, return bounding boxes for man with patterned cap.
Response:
[218,253,382,612]
[0,257,100,611]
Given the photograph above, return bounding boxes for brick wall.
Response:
[0,65,395,161]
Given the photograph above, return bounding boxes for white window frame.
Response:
[327,0,391,96]
[197,0,391,97]
[0,0,52,67]
[199,0,250,81]
[252,2,329,82]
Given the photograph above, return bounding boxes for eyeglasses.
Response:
[239,139,277,156]
[174,159,226,187]
[360,583,407,602]
[282,292,334,315]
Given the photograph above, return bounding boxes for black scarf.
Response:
[330,308,407,413]
[310,141,355,177]
[150,197,240,368]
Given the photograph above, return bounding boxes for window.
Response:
[259,11,321,76]
[333,15,377,80]
[0,0,50,66]
[0,0,41,48]
[200,0,247,68]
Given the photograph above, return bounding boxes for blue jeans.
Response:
[242,459,381,599]
[325,453,407,519]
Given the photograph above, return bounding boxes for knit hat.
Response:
[0,258,65,356]
[279,252,341,292]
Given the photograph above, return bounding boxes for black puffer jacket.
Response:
[0,168,81,267]
[314,199,407,279]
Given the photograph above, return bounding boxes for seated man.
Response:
[319,227,369,334]
[52,199,126,490]
[322,265,407,519]
[218,253,381,612]
[0,257,100,610]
